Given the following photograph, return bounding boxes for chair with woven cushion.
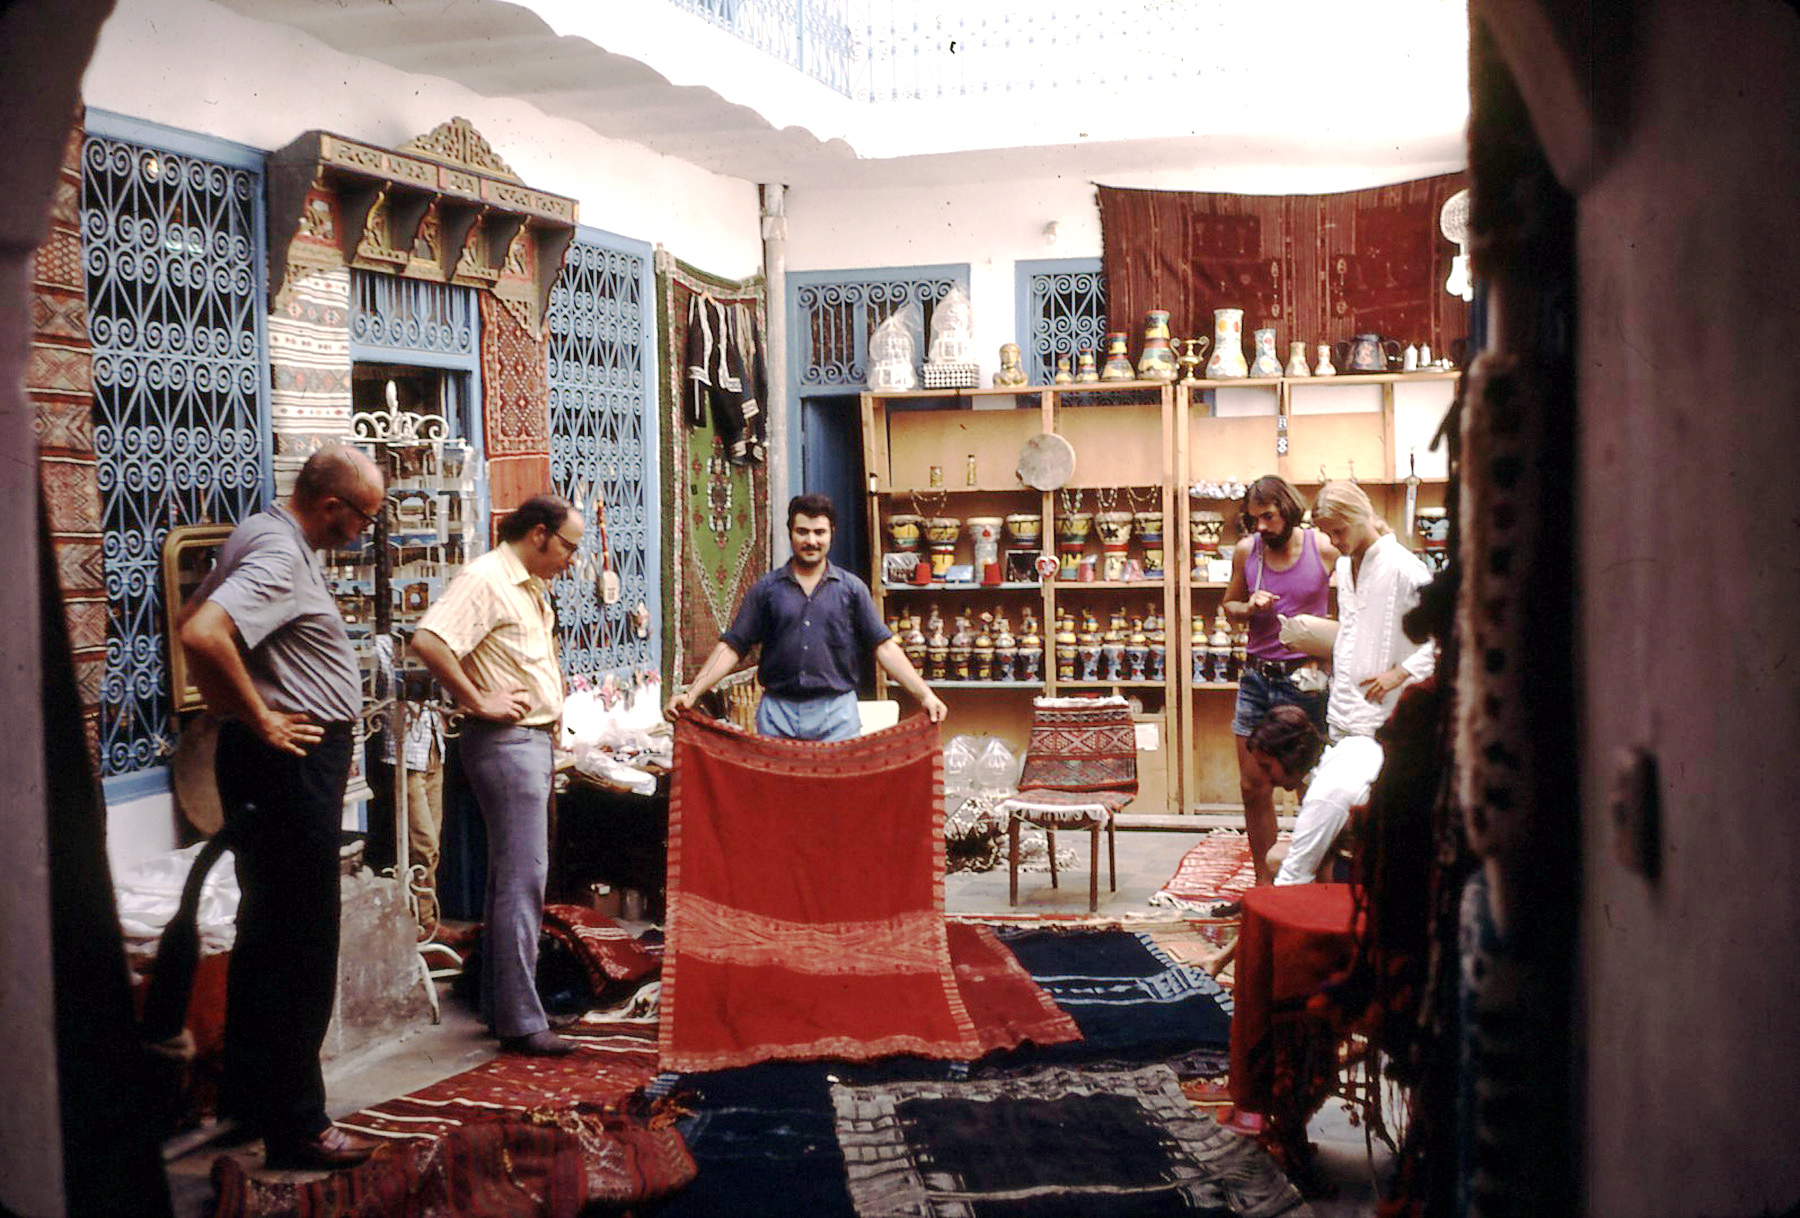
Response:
[997,696,1139,912]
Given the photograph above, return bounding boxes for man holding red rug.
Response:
[667,492,946,739]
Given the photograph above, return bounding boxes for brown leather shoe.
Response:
[499,1029,577,1056]
[264,1124,377,1171]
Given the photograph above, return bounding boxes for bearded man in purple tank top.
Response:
[1220,475,1340,889]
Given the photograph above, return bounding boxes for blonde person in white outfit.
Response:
[1269,481,1437,885]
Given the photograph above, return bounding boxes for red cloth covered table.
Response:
[1228,883,1361,1132]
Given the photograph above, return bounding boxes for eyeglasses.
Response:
[550,531,581,555]
[339,497,382,529]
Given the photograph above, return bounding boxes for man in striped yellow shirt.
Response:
[412,494,583,1056]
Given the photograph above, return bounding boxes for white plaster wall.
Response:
[82,0,764,278]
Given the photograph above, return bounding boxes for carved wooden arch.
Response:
[266,117,578,331]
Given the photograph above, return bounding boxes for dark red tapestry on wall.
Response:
[1097,174,1469,362]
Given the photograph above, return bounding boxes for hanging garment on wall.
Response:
[683,293,766,465]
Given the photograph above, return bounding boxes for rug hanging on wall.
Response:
[655,250,769,685]
[1098,174,1470,360]
[660,712,989,1071]
[832,1063,1313,1218]
[479,292,553,523]
[31,121,105,760]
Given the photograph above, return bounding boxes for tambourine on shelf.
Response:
[1015,432,1076,491]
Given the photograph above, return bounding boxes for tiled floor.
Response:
[166,827,1389,1216]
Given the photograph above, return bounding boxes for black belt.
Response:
[1244,656,1313,679]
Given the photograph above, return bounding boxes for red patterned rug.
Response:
[1148,829,1291,913]
[213,1024,691,1217]
[661,712,1022,1071]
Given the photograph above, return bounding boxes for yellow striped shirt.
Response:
[416,544,563,725]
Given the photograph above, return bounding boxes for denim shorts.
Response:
[1231,666,1327,737]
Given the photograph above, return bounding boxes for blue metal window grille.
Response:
[546,229,658,683]
[82,128,271,779]
[350,273,478,365]
[790,268,964,390]
[1016,257,1107,386]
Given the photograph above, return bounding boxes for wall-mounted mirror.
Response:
[161,523,236,714]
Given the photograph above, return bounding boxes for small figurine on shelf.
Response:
[1018,608,1044,683]
[1146,610,1166,683]
[1053,354,1075,385]
[972,613,995,682]
[1075,347,1100,383]
[950,614,974,682]
[1314,343,1337,376]
[1191,615,1209,683]
[1101,610,1127,683]
[994,614,1017,682]
[926,610,949,682]
[1125,618,1149,682]
[1078,610,1103,682]
[993,342,1029,388]
[1209,610,1233,684]
[1055,609,1079,681]
[902,613,928,674]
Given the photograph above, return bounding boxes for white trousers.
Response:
[1274,734,1385,885]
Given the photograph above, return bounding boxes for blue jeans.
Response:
[459,720,554,1039]
[1231,666,1327,737]
[755,689,861,741]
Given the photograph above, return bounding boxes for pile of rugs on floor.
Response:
[207,715,1310,1215]
[209,909,1308,1217]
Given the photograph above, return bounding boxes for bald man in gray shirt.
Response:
[178,444,385,1172]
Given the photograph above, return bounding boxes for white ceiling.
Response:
[206,0,1471,192]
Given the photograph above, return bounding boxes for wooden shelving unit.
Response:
[861,370,1458,819]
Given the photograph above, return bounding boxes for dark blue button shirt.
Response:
[721,561,891,698]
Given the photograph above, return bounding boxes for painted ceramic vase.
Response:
[1137,309,1179,381]
[1075,348,1100,382]
[1054,354,1075,384]
[1285,340,1311,377]
[1314,343,1337,376]
[1249,327,1284,377]
[1205,308,1249,379]
[1100,332,1135,381]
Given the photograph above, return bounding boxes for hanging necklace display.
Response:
[1126,486,1165,580]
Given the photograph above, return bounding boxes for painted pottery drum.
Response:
[1004,512,1043,548]
[1056,512,1094,578]
[1190,510,1225,547]
[1095,511,1134,580]
[928,545,957,580]
[924,516,961,547]
[966,516,1005,568]
[1141,545,1165,579]
[885,513,925,552]
[1132,510,1164,546]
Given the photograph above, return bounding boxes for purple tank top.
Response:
[1246,529,1330,660]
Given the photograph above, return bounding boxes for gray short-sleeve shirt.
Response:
[193,505,362,723]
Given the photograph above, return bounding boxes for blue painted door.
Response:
[800,392,869,585]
